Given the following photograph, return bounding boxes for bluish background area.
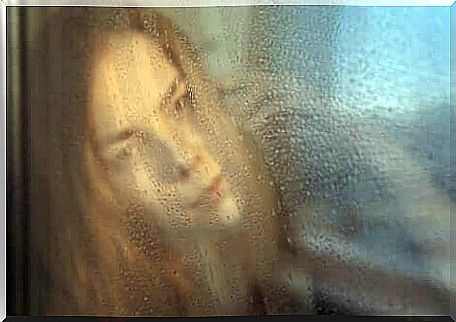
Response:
[334,7,451,198]
[246,6,451,199]
[239,6,453,310]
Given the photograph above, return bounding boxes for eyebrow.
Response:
[160,76,185,108]
[99,127,135,151]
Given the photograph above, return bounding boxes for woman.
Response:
[30,7,312,316]
[29,7,452,317]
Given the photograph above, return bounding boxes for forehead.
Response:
[89,31,180,141]
[96,30,166,61]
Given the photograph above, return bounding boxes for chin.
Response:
[217,196,241,226]
[183,194,241,230]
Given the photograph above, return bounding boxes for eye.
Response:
[187,85,195,105]
[170,92,190,116]
[115,144,133,160]
[174,94,186,114]
[102,142,134,165]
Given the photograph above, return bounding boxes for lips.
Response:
[204,174,223,198]
[190,174,225,209]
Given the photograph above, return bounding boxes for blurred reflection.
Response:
[24,6,452,316]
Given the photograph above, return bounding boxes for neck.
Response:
[168,222,251,315]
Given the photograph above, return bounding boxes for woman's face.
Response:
[89,31,240,230]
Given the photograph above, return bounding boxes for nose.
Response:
[178,164,190,181]
[176,147,220,183]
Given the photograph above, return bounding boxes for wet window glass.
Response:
[7,6,453,316]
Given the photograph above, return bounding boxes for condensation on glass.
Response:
[6,6,453,316]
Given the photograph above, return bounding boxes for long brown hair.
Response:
[30,7,285,316]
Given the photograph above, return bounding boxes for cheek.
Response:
[175,181,203,205]
[96,152,159,203]
[123,162,174,224]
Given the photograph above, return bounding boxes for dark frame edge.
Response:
[6,5,30,317]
